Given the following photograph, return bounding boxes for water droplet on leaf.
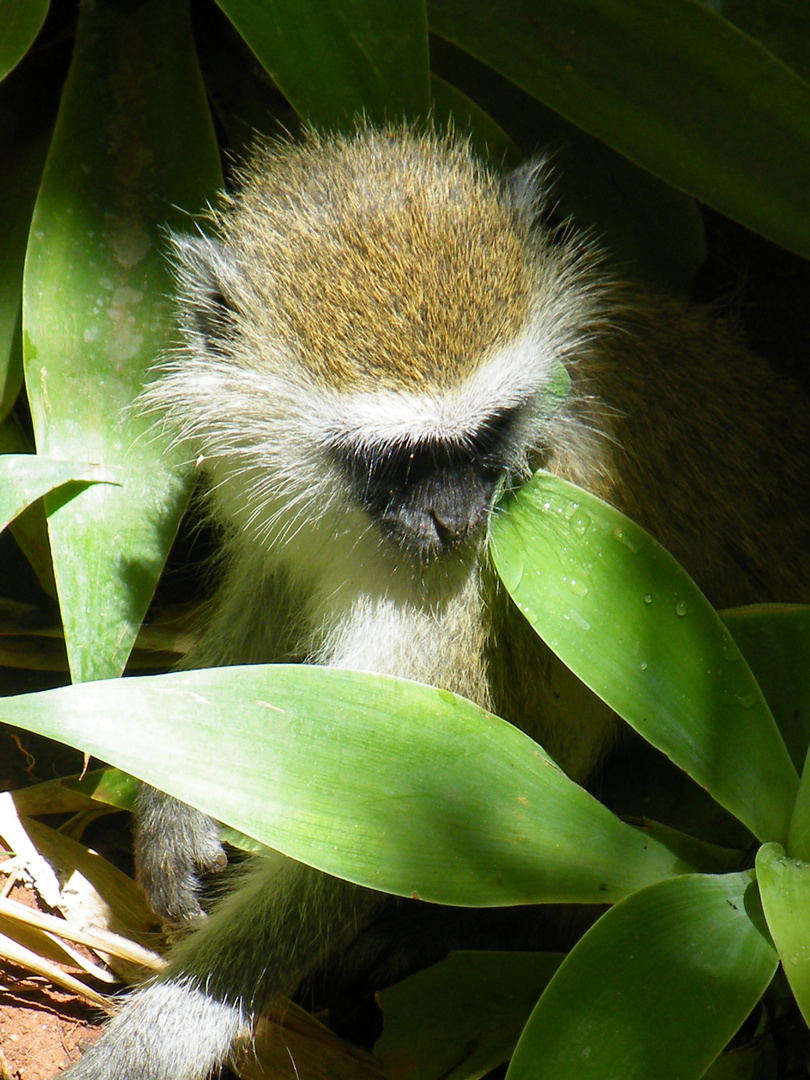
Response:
[611,526,638,552]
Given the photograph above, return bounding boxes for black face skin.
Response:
[335,410,520,562]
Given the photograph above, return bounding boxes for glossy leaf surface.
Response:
[0,454,117,533]
[507,872,778,1080]
[489,472,798,844]
[722,605,810,775]
[756,842,810,1026]
[0,665,693,905]
[22,0,221,681]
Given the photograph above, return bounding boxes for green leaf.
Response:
[721,605,810,775]
[0,0,49,83]
[488,472,798,845]
[506,872,778,1080]
[789,775,810,864]
[0,665,694,905]
[756,843,810,1026]
[756,845,810,1022]
[215,0,431,126]
[712,0,810,86]
[377,952,563,1080]
[22,0,222,681]
[0,129,50,419]
[0,454,118,533]
[428,0,810,259]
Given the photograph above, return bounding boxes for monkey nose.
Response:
[430,508,471,548]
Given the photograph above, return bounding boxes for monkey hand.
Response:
[134,787,227,922]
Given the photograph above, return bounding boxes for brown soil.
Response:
[0,977,102,1079]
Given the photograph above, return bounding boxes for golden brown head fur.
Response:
[208,126,535,392]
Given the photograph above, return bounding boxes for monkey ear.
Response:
[169,233,246,352]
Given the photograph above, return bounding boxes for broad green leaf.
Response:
[633,820,743,877]
[215,0,431,126]
[756,843,810,1026]
[489,472,798,844]
[0,454,118,533]
[0,665,694,905]
[429,0,810,259]
[22,0,221,681]
[0,417,56,594]
[506,872,778,1080]
[710,0,810,86]
[788,639,810,852]
[0,0,48,82]
[377,952,563,1080]
[722,605,810,774]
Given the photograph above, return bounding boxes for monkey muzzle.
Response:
[337,440,504,562]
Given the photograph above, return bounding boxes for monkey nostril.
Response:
[430,509,471,549]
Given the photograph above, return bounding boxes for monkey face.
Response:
[147,129,607,585]
[333,410,521,562]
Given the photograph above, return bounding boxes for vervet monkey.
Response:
[62,126,809,1079]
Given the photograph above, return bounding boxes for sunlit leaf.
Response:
[506,872,778,1080]
[0,665,695,905]
[489,472,798,844]
[0,454,117,534]
[22,0,221,681]
[756,842,810,1026]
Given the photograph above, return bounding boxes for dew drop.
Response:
[611,526,638,552]
[642,594,653,605]
[569,578,589,597]
[675,601,687,617]
[498,555,524,593]
[570,610,591,631]
[572,513,590,537]
[639,661,648,671]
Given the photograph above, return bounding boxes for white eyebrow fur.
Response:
[302,316,576,452]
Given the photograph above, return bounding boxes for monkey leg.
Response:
[59,855,384,1080]
[135,786,228,922]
